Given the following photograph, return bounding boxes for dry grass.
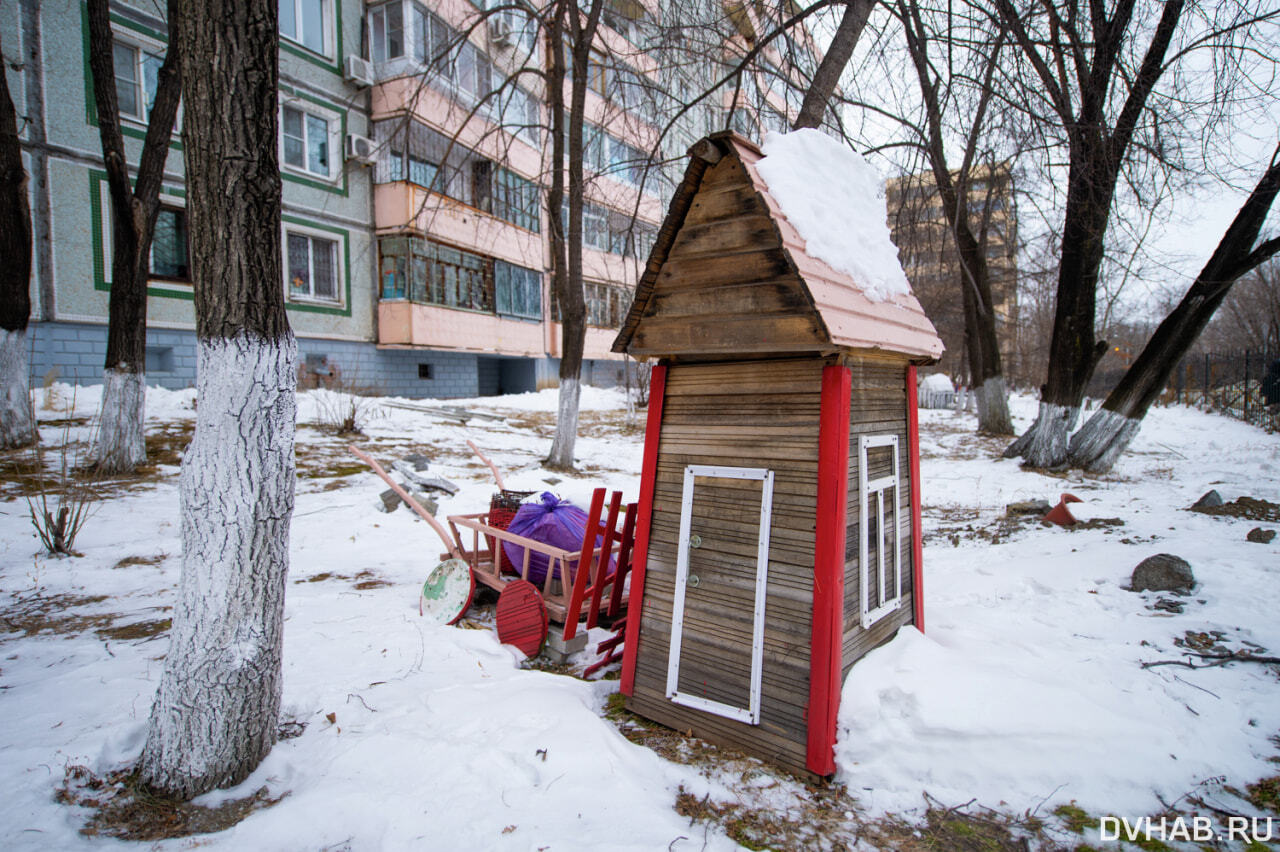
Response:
[0,592,113,638]
[57,766,285,841]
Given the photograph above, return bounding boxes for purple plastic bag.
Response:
[503,492,614,586]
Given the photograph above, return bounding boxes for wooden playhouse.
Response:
[614,131,944,778]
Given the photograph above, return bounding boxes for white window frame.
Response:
[859,434,903,627]
[284,223,345,306]
[666,464,774,726]
[280,0,334,58]
[279,98,340,182]
[110,32,169,126]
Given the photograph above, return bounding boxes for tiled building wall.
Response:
[27,321,625,399]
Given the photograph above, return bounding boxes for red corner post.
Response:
[906,365,925,634]
[619,364,667,696]
[806,364,851,776]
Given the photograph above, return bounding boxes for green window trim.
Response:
[80,3,182,151]
[279,85,350,197]
[89,171,353,317]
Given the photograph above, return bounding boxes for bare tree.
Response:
[990,0,1279,467]
[793,0,875,131]
[139,0,295,799]
[84,0,183,473]
[897,0,1014,434]
[0,31,36,449]
[1202,258,1280,354]
[1069,153,1280,472]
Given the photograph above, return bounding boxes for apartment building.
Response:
[885,165,1018,381]
[6,0,823,398]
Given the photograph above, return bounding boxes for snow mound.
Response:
[755,129,911,302]
[919,373,955,394]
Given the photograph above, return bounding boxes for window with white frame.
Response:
[370,1,404,62]
[281,102,336,179]
[280,0,331,56]
[859,434,902,627]
[112,40,164,122]
[286,229,341,303]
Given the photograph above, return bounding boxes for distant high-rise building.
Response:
[885,165,1018,382]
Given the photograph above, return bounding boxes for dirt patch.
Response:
[114,554,167,569]
[0,592,114,639]
[1191,496,1280,522]
[58,766,285,841]
[294,570,391,590]
[96,618,170,642]
[139,420,195,471]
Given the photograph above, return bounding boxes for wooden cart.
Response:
[446,488,638,645]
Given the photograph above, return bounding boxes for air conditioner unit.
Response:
[344,54,375,87]
[345,133,376,165]
[488,16,514,48]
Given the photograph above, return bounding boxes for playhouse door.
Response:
[665,464,775,726]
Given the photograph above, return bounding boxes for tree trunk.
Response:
[997,0,1185,468]
[85,0,183,473]
[792,0,873,131]
[1069,158,1280,473]
[139,0,295,800]
[546,0,603,472]
[898,1,1012,435]
[0,29,36,450]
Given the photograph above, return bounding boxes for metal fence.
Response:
[1165,350,1280,431]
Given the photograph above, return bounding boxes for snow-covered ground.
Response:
[0,385,1277,849]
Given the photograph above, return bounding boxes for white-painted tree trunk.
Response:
[974,375,1013,436]
[1068,407,1141,474]
[0,328,36,449]
[139,332,296,799]
[1012,401,1079,469]
[93,367,146,472]
[546,376,580,470]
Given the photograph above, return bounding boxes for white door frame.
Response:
[665,464,775,726]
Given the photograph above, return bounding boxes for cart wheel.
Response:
[419,558,475,625]
[496,580,547,658]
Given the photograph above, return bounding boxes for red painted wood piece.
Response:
[806,363,852,777]
[563,483,606,637]
[607,503,639,618]
[496,580,548,658]
[907,365,926,634]
[586,490,624,630]
[620,364,668,696]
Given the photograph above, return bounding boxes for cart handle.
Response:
[349,445,462,560]
[466,439,506,491]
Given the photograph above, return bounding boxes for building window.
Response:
[151,206,188,280]
[112,41,163,121]
[494,260,542,320]
[550,280,630,329]
[287,231,340,303]
[281,104,333,179]
[280,0,331,56]
[379,237,494,312]
[859,434,902,627]
[370,1,404,62]
[373,119,541,232]
[418,363,433,379]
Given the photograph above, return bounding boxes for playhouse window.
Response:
[859,434,902,627]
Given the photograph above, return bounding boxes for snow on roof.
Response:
[756,130,911,303]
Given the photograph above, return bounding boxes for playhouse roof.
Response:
[612,132,943,363]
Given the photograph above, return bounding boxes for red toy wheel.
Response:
[496,580,548,658]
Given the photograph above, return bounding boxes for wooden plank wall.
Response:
[626,357,826,775]
[841,356,915,678]
[628,156,825,357]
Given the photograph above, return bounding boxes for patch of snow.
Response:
[755,129,912,302]
[919,372,955,394]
